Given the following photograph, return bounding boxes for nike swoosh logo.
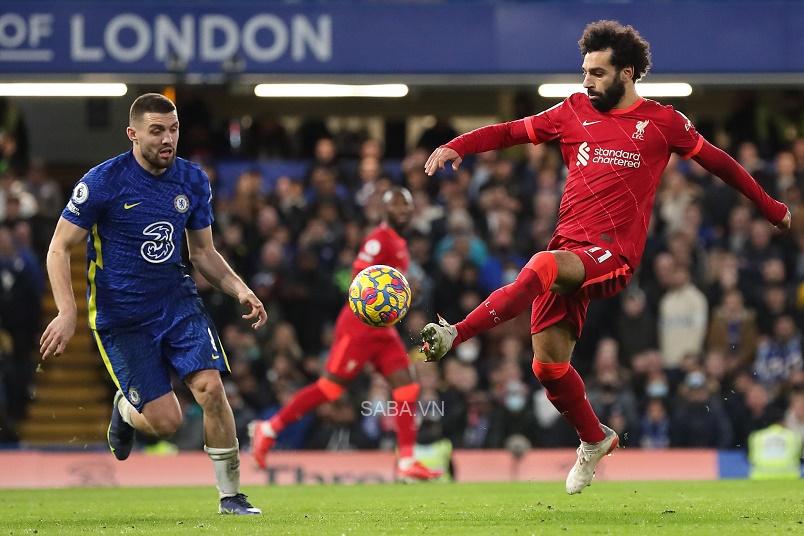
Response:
[123,202,142,210]
[212,354,220,360]
[582,120,602,126]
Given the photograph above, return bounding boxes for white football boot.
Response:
[419,315,458,362]
[566,424,619,494]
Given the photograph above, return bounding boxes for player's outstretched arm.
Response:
[186,226,267,329]
[693,138,791,230]
[40,217,89,359]
[424,119,533,176]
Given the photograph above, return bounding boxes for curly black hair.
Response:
[578,20,651,81]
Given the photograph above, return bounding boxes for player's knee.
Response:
[150,412,183,438]
[316,377,345,401]
[191,377,227,410]
[520,252,559,294]
[531,358,571,382]
[392,383,420,404]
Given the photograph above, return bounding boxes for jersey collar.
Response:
[609,97,645,115]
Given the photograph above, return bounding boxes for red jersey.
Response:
[523,93,702,266]
[352,223,409,277]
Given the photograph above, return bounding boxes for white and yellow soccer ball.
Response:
[348,264,412,327]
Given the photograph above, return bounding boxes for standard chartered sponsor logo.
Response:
[577,142,642,169]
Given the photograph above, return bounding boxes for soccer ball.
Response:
[348,265,412,327]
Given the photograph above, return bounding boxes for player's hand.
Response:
[774,209,792,231]
[39,311,76,360]
[239,290,267,329]
[424,146,462,176]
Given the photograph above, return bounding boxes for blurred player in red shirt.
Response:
[251,187,441,481]
[420,20,791,494]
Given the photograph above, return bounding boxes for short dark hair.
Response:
[129,93,176,124]
[578,20,651,81]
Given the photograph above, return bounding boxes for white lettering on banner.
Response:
[292,15,331,61]
[0,14,27,48]
[199,15,239,62]
[0,13,54,61]
[105,14,151,62]
[243,15,287,62]
[6,12,333,66]
[155,15,194,62]
[29,14,53,47]
[71,15,103,61]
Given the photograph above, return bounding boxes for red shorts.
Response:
[531,236,633,338]
[326,305,410,381]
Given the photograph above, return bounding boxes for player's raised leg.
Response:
[186,369,261,515]
[385,367,442,482]
[420,250,581,361]
[250,374,345,469]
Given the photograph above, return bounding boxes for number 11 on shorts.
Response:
[585,246,612,264]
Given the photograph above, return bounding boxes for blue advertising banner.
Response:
[0,2,802,75]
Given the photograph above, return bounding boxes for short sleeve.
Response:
[523,99,567,145]
[187,170,214,230]
[61,170,110,230]
[667,108,703,159]
[356,236,384,267]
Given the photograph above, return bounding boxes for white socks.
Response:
[117,394,136,427]
[205,439,240,498]
[398,457,415,470]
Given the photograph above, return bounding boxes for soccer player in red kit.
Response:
[251,187,441,481]
[420,20,791,494]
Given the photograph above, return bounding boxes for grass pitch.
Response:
[1,480,802,535]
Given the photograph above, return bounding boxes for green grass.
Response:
[1,481,802,535]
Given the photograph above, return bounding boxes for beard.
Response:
[588,76,626,112]
[143,145,176,170]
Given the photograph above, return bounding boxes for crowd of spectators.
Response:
[0,97,802,455]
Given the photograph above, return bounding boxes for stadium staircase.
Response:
[19,243,110,446]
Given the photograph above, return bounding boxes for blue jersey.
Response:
[61,151,214,330]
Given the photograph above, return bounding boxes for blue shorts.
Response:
[92,299,229,411]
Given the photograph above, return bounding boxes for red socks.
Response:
[270,377,344,434]
[454,252,558,346]
[532,360,605,443]
[392,383,421,458]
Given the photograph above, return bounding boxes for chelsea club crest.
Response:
[174,194,189,213]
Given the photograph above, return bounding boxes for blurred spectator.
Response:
[754,315,803,395]
[658,265,708,370]
[706,289,759,369]
[615,288,657,362]
[670,371,733,448]
[639,398,670,449]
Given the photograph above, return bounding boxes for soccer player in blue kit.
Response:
[39,93,266,515]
